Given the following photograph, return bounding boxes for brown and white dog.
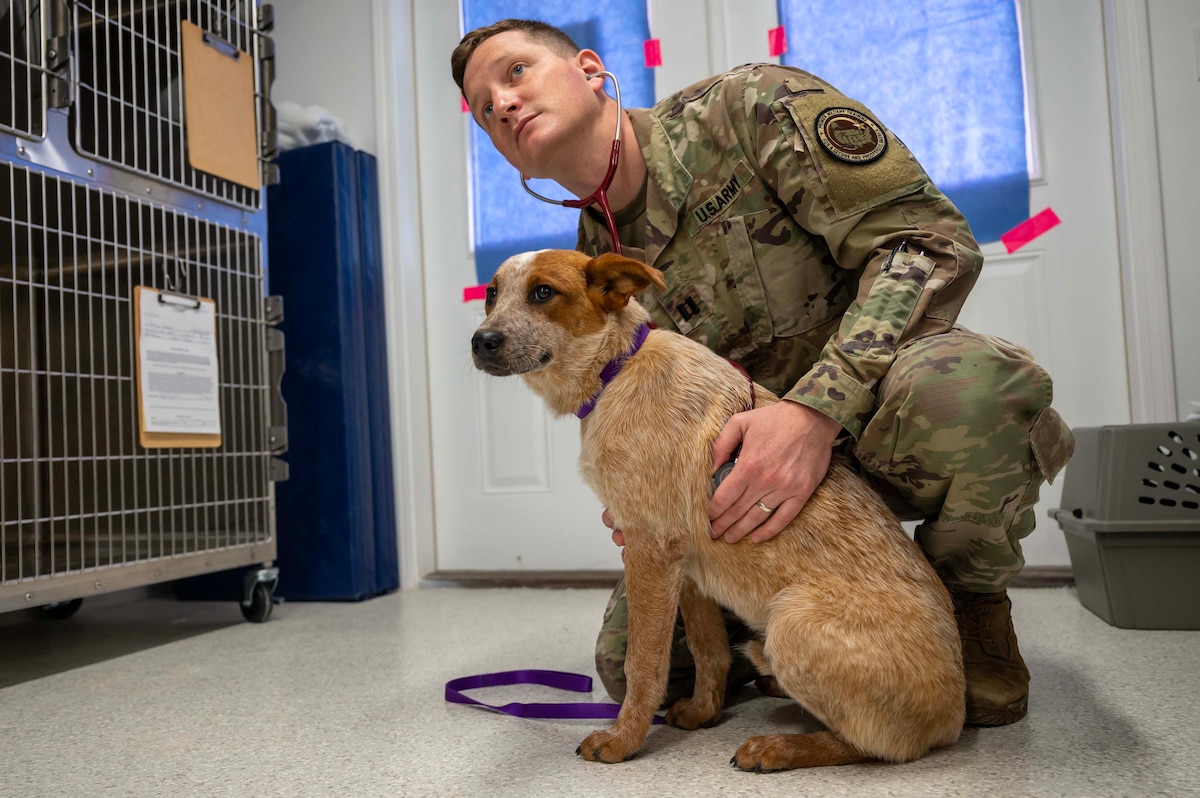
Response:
[470,249,965,771]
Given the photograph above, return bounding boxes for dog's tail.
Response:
[741,639,772,676]
[741,639,791,699]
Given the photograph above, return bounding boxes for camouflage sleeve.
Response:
[747,68,983,437]
[576,212,597,255]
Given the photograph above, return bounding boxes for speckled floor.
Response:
[1,586,1198,798]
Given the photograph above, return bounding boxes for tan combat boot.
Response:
[951,588,1030,726]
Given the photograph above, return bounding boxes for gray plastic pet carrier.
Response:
[1049,422,1200,629]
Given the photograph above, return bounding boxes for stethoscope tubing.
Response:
[520,71,624,254]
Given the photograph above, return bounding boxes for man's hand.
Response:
[602,508,625,562]
[709,401,842,544]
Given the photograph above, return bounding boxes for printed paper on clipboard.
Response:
[135,286,223,449]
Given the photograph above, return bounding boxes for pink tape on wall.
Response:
[768,26,787,57]
[1000,207,1061,253]
[643,39,662,68]
[463,285,487,302]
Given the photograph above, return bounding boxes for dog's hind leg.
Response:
[739,585,948,768]
[732,731,871,771]
[577,536,683,763]
[731,633,874,769]
[665,579,728,730]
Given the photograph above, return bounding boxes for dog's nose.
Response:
[471,330,505,358]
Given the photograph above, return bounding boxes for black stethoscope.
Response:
[520,71,624,255]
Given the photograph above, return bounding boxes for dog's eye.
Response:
[485,286,497,304]
[530,285,554,303]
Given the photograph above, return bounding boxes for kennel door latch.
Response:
[265,309,289,460]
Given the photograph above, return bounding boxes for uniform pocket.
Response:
[740,206,849,337]
[1029,406,1075,484]
[842,248,934,363]
[656,215,773,355]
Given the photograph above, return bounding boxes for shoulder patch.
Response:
[777,91,928,221]
[814,107,887,164]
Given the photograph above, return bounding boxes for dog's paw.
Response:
[665,696,722,731]
[730,735,794,773]
[575,729,640,764]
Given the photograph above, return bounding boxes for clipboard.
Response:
[134,286,223,449]
[180,20,261,189]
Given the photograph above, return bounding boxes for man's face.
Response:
[461,31,598,179]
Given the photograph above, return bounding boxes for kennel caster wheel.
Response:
[41,598,83,620]
[240,582,274,623]
[240,566,281,623]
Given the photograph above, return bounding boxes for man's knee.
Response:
[856,330,1075,589]
[883,330,1054,431]
[858,331,1070,492]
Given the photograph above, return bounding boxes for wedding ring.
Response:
[755,500,775,514]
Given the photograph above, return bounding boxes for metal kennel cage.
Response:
[71,0,277,209]
[0,0,53,139]
[0,0,283,621]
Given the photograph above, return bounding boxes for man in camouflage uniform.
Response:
[453,19,1075,727]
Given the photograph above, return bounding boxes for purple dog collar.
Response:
[575,324,651,420]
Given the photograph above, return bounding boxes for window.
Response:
[776,0,1028,242]
[463,2,654,284]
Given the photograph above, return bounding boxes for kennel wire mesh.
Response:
[0,0,51,139]
[0,159,276,607]
[71,0,272,210]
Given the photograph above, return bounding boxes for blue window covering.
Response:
[462,2,653,284]
[776,0,1028,243]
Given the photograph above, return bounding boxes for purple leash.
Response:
[445,669,665,724]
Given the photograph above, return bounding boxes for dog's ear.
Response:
[584,253,667,312]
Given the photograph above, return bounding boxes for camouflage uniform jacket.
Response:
[577,63,984,439]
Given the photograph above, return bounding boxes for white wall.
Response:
[1148,1,1200,421]
[276,2,1198,583]
[270,0,379,154]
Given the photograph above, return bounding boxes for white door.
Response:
[412,4,613,572]
[953,0,1131,567]
[411,0,1129,574]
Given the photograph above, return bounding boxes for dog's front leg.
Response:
[578,535,682,764]
[665,579,729,730]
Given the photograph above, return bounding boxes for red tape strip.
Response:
[463,284,487,302]
[1000,207,1061,253]
[644,39,662,68]
[768,26,787,57]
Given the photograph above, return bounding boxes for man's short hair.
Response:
[451,19,580,95]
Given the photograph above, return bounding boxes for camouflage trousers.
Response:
[595,328,1075,704]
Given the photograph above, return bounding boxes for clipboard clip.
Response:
[201,30,240,60]
[164,259,189,292]
[161,260,199,308]
[158,290,203,310]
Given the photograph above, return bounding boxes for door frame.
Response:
[378,0,1176,588]
[372,0,436,588]
[1101,0,1177,423]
